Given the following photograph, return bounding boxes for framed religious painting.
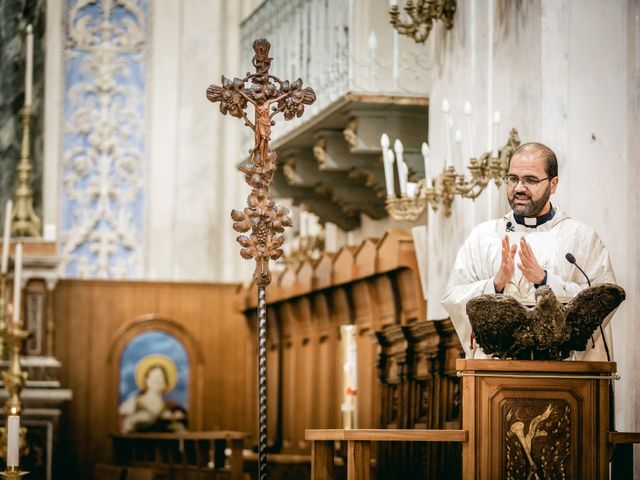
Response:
[118,330,190,433]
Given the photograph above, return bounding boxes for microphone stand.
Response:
[565,253,616,436]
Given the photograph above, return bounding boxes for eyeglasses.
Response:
[503,174,551,188]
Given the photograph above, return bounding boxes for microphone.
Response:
[565,253,610,362]
[505,221,514,232]
[566,253,617,433]
[565,253,591,287]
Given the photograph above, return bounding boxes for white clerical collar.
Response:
[513,205,556,228]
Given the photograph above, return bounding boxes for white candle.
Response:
[388,149,396,195]
[380,134,394,196]
[1,200,12,274]
[492,110,501,158]
[24,25,33,108]
[464,101,475,156]
[454,129,464,170]
[307,213,315,238]
[368,30,377,51]
[421,142,430,186]
[12,243,22,326]
[406,182,417,199]
[309,214,319,237]
[299,212,308,237]
[7,412,19,467]
[442,98,453,167]
[394,139,407,196]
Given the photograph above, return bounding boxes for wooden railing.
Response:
[610,432,640,480]
[111,431,249,480]
[305,428,467,480]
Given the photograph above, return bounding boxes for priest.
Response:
[441,142,616,360]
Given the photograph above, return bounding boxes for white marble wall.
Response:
[422,0,639,464]
[146,0,261,281]
[45,0,261,282]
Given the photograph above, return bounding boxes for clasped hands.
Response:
[494,235,546,293]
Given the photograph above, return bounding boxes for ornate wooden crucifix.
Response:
[206,39,315,480]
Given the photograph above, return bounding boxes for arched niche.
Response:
[106,315,205,430]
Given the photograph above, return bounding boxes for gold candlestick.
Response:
[0,273,7,360]
[0,466,28,479]
[11,106,41,237]
[2,326,29,417]
[0,322,30,469]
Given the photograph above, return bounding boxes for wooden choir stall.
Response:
[237,230,465,479]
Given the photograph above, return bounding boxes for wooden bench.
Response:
[305,429,467,480]
[111,431,249,480]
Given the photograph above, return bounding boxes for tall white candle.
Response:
[492,110,501,158]
[24,25,33,108]
[394,139,407,196]
[7,412,19,467]
[464,101,475,156]
[421,142,430,186]
[388,149,396,195]
[380,134,394,196]
[454,129,464,170]
[299,211,308,237]
[1,200,12,274]
[12,243,22,326]
[442,99,453,167]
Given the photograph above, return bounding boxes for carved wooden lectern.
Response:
[458,359,615,479]
[306,358,637,479]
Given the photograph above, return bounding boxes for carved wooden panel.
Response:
[459,360,614,480]
[503,398,571,479]
[485,385,585,479]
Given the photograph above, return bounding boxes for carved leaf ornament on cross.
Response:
[206,39,316,287]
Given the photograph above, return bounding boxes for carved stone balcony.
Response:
[240,0,431,230]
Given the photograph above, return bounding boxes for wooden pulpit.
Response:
[458,359,615,479]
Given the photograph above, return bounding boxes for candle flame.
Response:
[10,407,17,415]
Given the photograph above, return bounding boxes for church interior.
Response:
[0,0,639,478]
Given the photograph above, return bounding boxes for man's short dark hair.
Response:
[509,142,558,178]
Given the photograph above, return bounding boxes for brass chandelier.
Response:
[389,0,457,44]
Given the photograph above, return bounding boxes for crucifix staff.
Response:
[206,39,315,480]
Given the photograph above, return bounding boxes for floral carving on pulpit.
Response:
[60,0,149,278]
[504,399,571,478]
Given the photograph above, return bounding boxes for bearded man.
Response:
[441,142,616,360]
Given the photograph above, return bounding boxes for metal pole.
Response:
[258,286,268,480]
[206,39,316,480]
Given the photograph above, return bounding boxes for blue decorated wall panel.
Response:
[60,0,149,278]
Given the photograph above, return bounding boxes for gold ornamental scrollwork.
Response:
[313,136,327,169]
[343,118,357,151]
[389,0,457,44]
[385,128,520,219]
